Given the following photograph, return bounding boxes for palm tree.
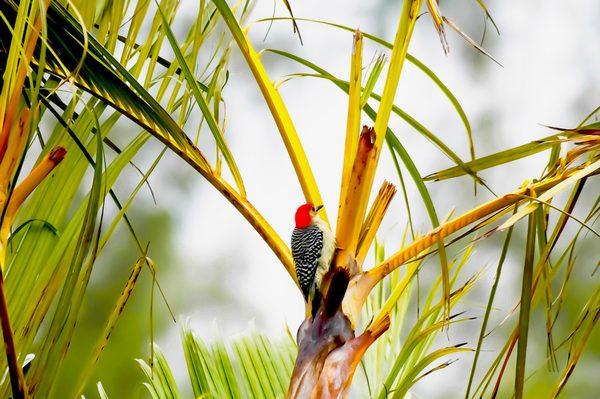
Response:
[0,0,597,398]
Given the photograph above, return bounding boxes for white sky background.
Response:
[146,1,600,397]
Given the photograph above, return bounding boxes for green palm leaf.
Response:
[141,323,296,399]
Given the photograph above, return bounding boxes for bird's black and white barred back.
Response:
[291,225,324,300]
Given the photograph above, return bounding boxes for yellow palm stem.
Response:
[355,181,396,265]
[334,126,376,275]
[350,0,421,244]
[344,166,593,318]
[336,30,363,235]
[0,108,31,189]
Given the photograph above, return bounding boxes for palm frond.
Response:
[140,323,296,399]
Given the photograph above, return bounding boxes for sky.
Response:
[137,1,599,397]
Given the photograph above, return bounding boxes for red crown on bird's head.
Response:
[295,203,324,228]
[295,203,313,228]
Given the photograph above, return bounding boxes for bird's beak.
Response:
[315,205,324,212]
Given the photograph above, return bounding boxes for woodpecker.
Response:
[291,203,335,316]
